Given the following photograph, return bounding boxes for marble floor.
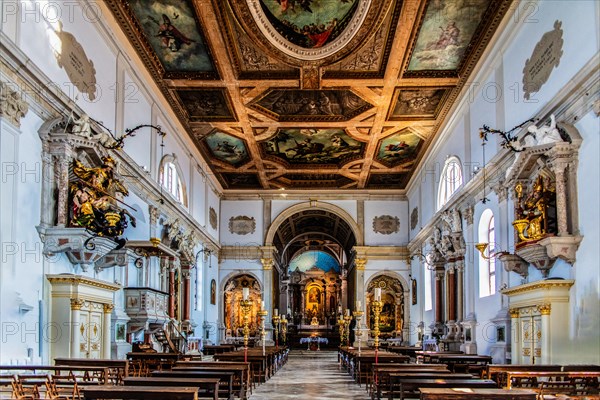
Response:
[248,350,369,400]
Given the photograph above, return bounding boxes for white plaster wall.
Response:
[364,200,408,246]
[271,200,304,222]
[220,200,264,246]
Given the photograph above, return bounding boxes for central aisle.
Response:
[248,350,369,400]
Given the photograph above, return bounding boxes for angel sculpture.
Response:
[70,156,136,238]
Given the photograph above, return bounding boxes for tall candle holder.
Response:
[240,298,253,363]
[280,316,288,346]
[371,298,383,361]
[344,312,352,348]
[258,309,268,356]
[272,314,281,350]
[353,309,364,355]
[337,314,346,346]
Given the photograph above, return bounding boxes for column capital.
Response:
[261,258,274,270]
[103,303,114,313]
[0,81,29,128]
[509,308,520,318]
[462,205,474,226]
[70,298,85,310]
[537,303,551,315]
[355,258,367,270]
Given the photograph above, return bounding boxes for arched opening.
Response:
[222,274,262,343]
[366,274,407,341]
[266,202,358,346]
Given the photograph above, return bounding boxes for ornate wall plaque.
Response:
[523,20,563,100]
[372,215,400,235]
[209,207,218,230]
[410,207,419,230]
[228,215,256,235]
[52,23,97,101]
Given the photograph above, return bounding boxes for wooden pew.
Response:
[126,352,180,376]
[80,385,198,400]
[55,358,129,384]
[505,371,600,395]
[171,365,249,399]
[371,364,450,397]
[485,364,563,387]
[395,378,497,400]
[202,345,236,355]
[379,372,474,400]
[124,377,219,400]
[419,387,537,399]
[152,370,236,400]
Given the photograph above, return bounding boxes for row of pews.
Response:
[1,346,289,399]
[339,347,600,399]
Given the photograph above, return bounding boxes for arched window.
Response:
[159,154,187,206]
[437,156,463,210]
[478,209,496,297]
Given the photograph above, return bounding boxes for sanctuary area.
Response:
[0,0,598,399]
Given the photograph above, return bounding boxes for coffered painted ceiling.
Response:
[108,0,512,191]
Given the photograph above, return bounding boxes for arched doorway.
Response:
[366,274,407,341]
[223,274,262,339]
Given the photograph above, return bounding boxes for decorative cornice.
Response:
[0,81,29,127]
[500,279,574,296]
[352,246,408,261]
[47,274,122,292]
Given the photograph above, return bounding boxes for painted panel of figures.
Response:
[262,128,364,165]
[126,0,215,72]
[249,89,372,121]
[376,130,422,168]
[408,0,492,71]
[389,88,450,120]
[176,89,236,121]
[203,131,250,167]
[259,0,359,48]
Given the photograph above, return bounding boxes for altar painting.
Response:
[223,275,262,336]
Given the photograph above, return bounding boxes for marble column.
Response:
[510,308,520,364]
[354,258,367,313]
[551,161,569,236]
[538,304,551,364]
[456,262,464,322]
[182,269,191,322]
[434,268,445,329]
[103,304,113,358]
[56,155,72,227]
[39,143,55,228]
[70,299,84,358]
[447,264,456,322]
[168,264,176,319]
[261,258,274,341]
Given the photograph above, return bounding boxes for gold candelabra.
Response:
[258,309,268,356]
[337,314,346,345]
[371,300,383,350]
[280,316,288,346]
[344,313,352,348]
[272,314,281,349]
[240,299,253,349]
[353,310,364,355]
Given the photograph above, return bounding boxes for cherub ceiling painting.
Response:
[259,0,359,48]
[127,0,215,73]
[408,0,492,72]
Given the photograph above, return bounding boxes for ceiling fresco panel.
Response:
[124,0,218,78]
[260,128,365,167]
[376,128,424,168]
[405,0,494,76]
[277,173,355,188]
[218,173,262,189]
[366,173,410,189]
[201,130,250,168]
[388,87,453,120]
[248,89,373,122]
[175,89,237,122]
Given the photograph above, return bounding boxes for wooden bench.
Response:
[379,372,474,400]
[372,364,450,395]
[171,365,250,399]
[80,385,198,400]
[419,387,537,399]
[505,371,600,396]
[174,361,253,390]
[485,364,563,387]
[55,358,128,384]
[124,377,219,400]
[152,370,236,400]
[395,378,497,400]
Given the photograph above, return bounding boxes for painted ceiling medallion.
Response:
[246,0,371,60]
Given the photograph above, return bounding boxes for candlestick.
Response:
[345,309,350,316]
[261,300,264,309]
[274,308,279,316]
[353,309,364,355]
[356,300,362,309]
[374,288,381,301]
[242,287,249,300]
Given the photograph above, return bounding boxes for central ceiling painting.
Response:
[261,128,365,167]
[108,0,513,190]
[259,0,359,49]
